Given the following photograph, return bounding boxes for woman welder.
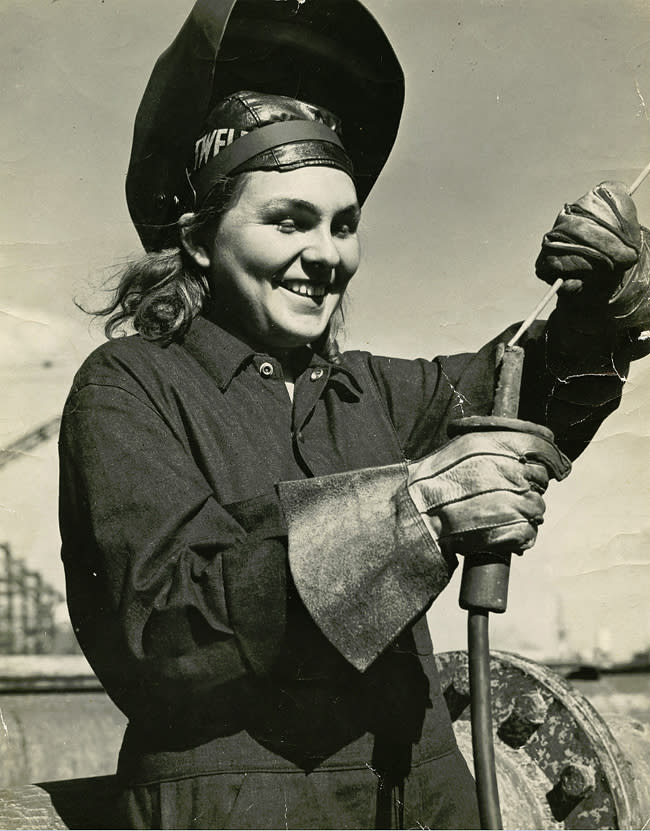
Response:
[59,1,650,828]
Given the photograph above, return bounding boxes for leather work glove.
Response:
[535,181,650,347]
[407,416,571,556]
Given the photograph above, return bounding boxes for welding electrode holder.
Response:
[457,343,525,613]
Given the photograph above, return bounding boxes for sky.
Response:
[1,0,650,661]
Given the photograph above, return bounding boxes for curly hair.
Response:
[91,174,345,362]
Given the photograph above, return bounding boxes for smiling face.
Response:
[192,166,361,353]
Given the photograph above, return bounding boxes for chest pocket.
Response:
[293,360,407,478]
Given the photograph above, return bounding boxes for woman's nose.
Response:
[301,228,341,269]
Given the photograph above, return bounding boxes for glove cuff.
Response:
[608,227,650,329]
[447,415,556,443]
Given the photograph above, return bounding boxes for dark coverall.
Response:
[58,313,623,829]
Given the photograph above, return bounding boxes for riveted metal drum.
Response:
[436,650,650,830]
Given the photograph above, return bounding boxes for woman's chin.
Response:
[263,317,331,350]
[267,328,326,351]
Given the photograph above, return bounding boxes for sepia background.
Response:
[1,0,649,672]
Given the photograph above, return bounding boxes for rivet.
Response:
[497,689,550,748]
[559,763,596,799]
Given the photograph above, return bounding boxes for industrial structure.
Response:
[0,543,63,655]
[0,418,67,656]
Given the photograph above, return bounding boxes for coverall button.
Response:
[259,361,274,378]
[310,368,324,381]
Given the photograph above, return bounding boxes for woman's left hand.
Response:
[535,181,650,340]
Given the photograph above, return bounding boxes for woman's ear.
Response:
[178,213,211,269]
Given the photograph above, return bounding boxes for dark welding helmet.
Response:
[126,0,404,251]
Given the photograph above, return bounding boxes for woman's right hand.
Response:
[407,417,571,557]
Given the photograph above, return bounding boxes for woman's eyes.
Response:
[273,216,359,237]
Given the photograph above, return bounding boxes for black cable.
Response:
[468,609,502,830]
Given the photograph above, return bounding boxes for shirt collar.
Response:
[181,316,255,390]
[181,315,364,397]
[308,351,363,398]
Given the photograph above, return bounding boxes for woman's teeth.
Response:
[280,281,327,297]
